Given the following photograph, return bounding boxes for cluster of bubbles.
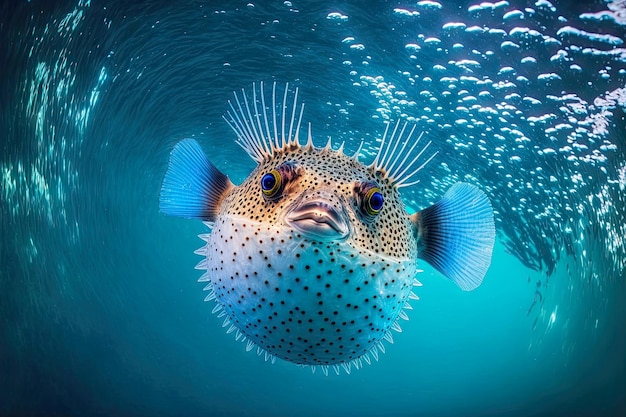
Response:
[326,1,625,325]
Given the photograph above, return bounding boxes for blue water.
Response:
[1,1,624,416]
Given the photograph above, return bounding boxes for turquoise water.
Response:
[1,1,624,416]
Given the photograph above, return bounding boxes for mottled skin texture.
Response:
[202,143,419,365]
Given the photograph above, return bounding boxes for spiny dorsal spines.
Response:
[324,136,333,151]
[305,123,314,150]
[371,121,392,172]
[252,82,268,155]
[369,120,438,189]
[224,82,307,164]
[271,81,280,151]
[292,102,305,147]
[280,83,290,149]
[336,141,345,155]
[351,140,364,162]
[284,84,305,148]
[224,87,268,163]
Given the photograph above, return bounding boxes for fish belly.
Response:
[200,218,417,366]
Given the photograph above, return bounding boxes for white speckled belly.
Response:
[200,217,417,365]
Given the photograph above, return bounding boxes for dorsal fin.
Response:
[351,140,364,161]
[324,136,333,151]
[336,141,345,155]
[305,123,314,149]
[370,120,437,188]
[223,82,306,163]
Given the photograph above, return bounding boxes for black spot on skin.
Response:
[203,143,421,366]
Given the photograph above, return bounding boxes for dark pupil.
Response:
[370,192,384,211]
[261,173,276,190]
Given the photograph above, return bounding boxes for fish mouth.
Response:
[286,200,350,241]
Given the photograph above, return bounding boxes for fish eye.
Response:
[364,187,384,216]
[260,162,301,201]
[355,181,384,219]
[261,169,282,199]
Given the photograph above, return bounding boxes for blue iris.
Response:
[261,170,282,199]
[369,191,384,211]
[362,185,384,217]
[261,173,277,191]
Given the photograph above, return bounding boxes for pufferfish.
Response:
[160,82,495,375]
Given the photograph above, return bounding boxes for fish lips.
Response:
[286,200,350,241]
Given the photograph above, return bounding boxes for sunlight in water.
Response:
[1,0,624,416]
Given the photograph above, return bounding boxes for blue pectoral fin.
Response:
[159,139,233,221]
[412,182,496,291]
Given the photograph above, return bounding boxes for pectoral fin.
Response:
[159,139,233,221]
[411,182,495,291]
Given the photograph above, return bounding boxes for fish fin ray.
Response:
[351,140,364,161]
[370,120,437,188]
[281,83,289,148]
[225,83,308,161]
[159,139,233,220]
[412,182,495,291]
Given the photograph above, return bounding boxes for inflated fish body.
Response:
[160,83,495,374]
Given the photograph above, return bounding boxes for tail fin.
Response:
[411,183,495,291]
[159,139,233,221]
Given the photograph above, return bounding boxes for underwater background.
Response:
[1,0,625,416]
